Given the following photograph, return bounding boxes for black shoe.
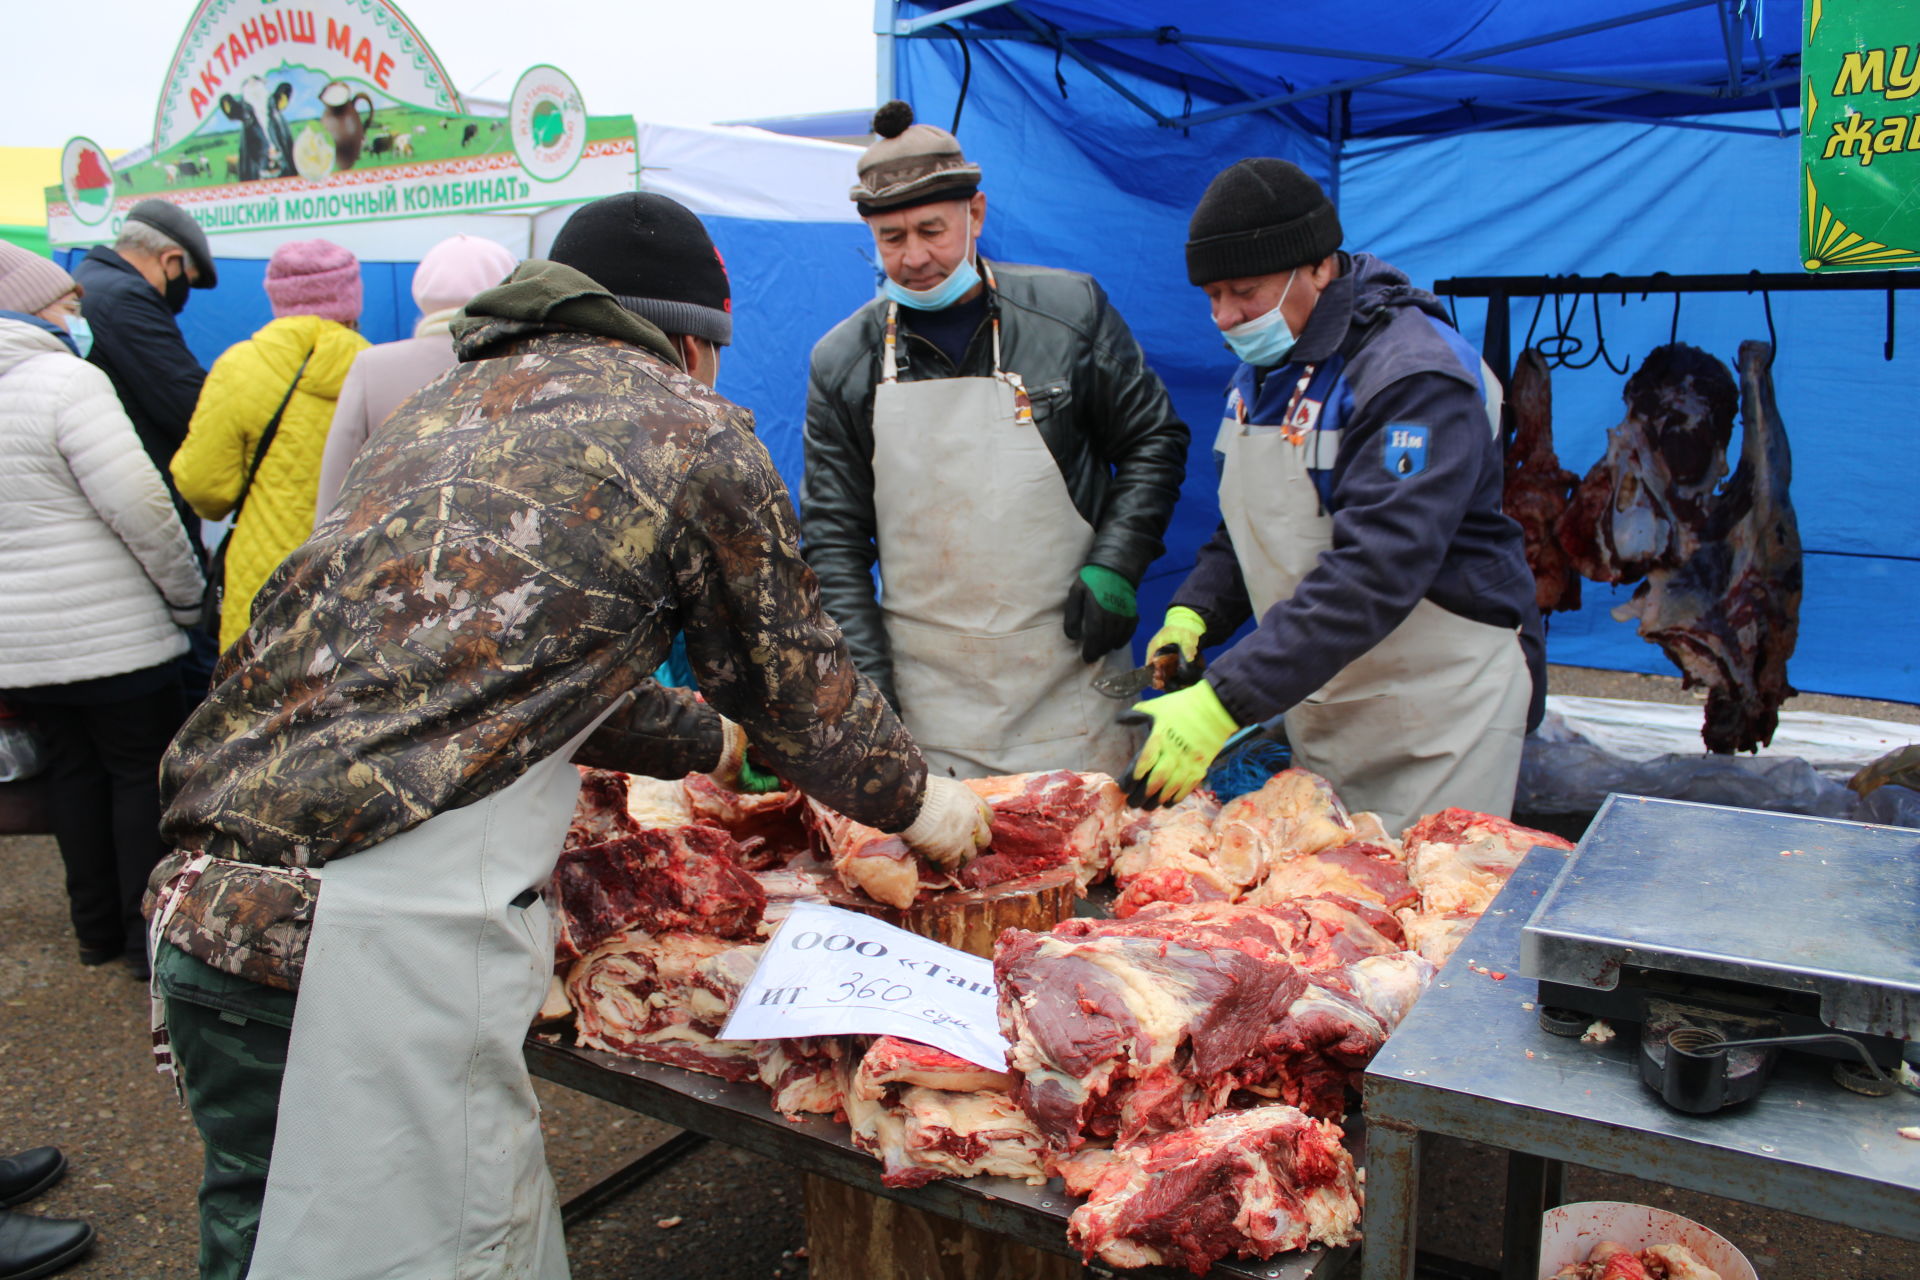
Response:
[0,1209,94,1280]
[122,952,151,981]
[0,1151,63,1209]
[75,946,121,967]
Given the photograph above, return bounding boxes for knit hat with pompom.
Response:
[264,238,362,324]
[850,100,981,216]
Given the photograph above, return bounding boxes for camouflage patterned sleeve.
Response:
[572,680,724,777]
[669,418,927,833]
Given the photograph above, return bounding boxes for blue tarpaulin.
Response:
[888,1,1919,705]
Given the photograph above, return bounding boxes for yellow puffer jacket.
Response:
[173,315,369,650]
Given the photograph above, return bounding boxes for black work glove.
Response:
[1062,565,1138,664]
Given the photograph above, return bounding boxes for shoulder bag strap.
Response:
[229,349,314,524]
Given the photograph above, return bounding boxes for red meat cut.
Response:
[1504,348,1582,613]
[551,826,766,961]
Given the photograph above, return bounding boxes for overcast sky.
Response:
[1,0,879,150]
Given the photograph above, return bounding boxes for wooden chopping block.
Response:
[805,865,1081,1279]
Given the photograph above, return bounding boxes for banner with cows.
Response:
[45,0,635,247]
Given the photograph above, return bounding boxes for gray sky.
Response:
[0,0,879,150]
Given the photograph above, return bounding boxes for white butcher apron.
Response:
[1217,366,1527,834]
[870,268,1136,780]
[244,708,617,1280]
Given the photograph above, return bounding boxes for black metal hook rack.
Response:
[1432,269,1920,385]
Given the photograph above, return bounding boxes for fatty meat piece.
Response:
[624,774,694,828]
[1111,792,1231,917]
[853,1035,1014,1101]
[1640,1242,1723,1279]
[1392,908,1480,966]
[566,930,763,1079]
[1503,348,1583,613]
[1244,840,1418,912]
[1211,769,1355,888]
[550,826,767,961]
[1403,809,1574,918]
[752,1036,853,1120]
[814,770,1125,909]
[1611,341,1802,754]
[1062,1106,1360,1275]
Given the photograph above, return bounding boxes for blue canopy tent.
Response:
[883,1,1920,705]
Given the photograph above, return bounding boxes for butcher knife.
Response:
[1094,648,1202,699]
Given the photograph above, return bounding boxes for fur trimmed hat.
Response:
[264,238,362,323]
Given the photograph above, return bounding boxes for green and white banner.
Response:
[46,0,634,247]
[1801,0,1920,272]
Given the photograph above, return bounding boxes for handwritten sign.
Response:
[719,903,1007,1071]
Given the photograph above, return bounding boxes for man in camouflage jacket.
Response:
[147,194,990,1279]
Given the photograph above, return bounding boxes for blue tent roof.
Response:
[889,1,1800,141]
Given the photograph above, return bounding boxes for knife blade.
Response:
[1093,649,1201,699]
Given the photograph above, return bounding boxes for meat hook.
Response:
[1746,269,1778,358]
[1887,287,1897,361]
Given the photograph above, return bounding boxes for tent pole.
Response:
[875,0,898,104]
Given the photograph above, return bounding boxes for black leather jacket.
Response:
[801,260,1189,705]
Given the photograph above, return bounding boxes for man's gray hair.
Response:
[115,220,182,258]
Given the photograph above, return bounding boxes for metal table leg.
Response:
[1360,1117,1421,1280]
[560,1129,709,1227]
[1500,1151,1562,1280]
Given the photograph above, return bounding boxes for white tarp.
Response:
[1540,695,1918,782]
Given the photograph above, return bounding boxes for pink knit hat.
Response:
[264,238,362,323]
[411,234,517,317]
[0,242,77,316]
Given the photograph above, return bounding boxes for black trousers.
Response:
[24,681,183,954]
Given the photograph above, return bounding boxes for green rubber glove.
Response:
[737,758,784,794]
[1118,679,1239,809]
[1146,606,1207,664]
[1063,565,1138,662]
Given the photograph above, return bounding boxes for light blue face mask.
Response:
[1220,269,1299,367]
[63,315,93,359]
[883,207,981,311]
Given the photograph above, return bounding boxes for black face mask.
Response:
[163,259,192,314]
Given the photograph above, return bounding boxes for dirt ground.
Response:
[1,665,1914,1279]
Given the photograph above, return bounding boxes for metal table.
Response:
[1360,845,1920,1280]
[528,1037,1354,1280]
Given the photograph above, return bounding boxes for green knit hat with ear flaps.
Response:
[1186,158,1342,286]
[850,101,982,216]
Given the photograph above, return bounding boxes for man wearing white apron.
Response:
[146,194,990,1280]
[803,101,1189,781]
[1126,159,1545,834]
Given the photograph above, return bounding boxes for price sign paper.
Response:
[718,903,1008,1071]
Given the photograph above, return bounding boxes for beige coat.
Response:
[313,326,459,522]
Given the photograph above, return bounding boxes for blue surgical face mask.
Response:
[883,208,981,311]
[63,315,94,359]
[1220,269,1299,367]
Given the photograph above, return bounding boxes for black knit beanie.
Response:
[1185,158,1342,287]
[548,193,732,345]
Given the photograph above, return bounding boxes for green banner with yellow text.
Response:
[1802,0,1920,272]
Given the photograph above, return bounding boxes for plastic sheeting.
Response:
[895,21,1919,705]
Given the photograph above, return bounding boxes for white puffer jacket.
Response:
[0,315,205,687]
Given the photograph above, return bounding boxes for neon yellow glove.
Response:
[1145,606,1208,690]
[1119,679,1238,809]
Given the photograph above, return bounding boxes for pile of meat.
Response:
[1553,1240,1725,1279]
[1521,341,1802,754]
[547,765,1131,1121]
[545,763,1568,1274]
[1108,768,1572,966]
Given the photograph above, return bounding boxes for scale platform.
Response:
[1519,795,1920,1065]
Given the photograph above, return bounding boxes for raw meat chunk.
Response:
[854,1036,1013,1100]
[1393,908,1479,966]
[1211,770,1355,888]
[683,772,813,869]
[567,930,763,1079]
[1404,810,1573,918]
[624,774,693,828]
[1111,793,1230,916]
[551,827,767,961]
[1062,1106,1360,1275]
[753,1037,853,1119]
[1244,841,1418,912]
[567,767,642,849]
[1504,348,1583,613]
